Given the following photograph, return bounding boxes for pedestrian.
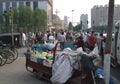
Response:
[83,32,89,48]
[88,31,97,51]
[43,31,48,44]
[48,32,55,43]
[21,32,27,47]
[96,33,106,65]
[66,32,73,42]
[74,35,85,51]
[58,31,66,50]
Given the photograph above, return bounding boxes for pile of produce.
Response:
[30,50,53,67]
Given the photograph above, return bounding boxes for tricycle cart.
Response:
[24,42,94,84]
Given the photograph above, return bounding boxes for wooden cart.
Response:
[24,42,94,84]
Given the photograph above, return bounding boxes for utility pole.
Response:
[104,0,114,84]
[9,7,14,47]
[55,9,59,16]
[72,9,74,24]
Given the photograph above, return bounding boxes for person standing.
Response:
[88,31,97,51]
[48,32,55,43]
[58,31,66,50]
[22,32,27,47]
[96,33,106,64]
[83,32,89,48]
[43,32,48,44]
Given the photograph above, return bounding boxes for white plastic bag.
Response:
[51,55,73,84]
[89,44,99,57]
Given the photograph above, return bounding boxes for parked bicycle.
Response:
[0,41,18,60]
[0,41,17,66]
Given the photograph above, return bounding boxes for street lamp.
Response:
[9,7,14,47]
[3,10,9,32]
[72,9,74,24]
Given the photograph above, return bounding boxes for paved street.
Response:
[0,47,120,84]
[0,47,50,84]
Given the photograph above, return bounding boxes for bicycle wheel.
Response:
[3,50,15,64]
[0,54,7,66]
[0,56,2,66]
[11,48,18,60]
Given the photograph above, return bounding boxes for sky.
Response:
[53,0,120,27]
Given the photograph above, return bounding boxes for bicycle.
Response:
[0,54,7,66]
[1,42,18,61]
[0,41,15,64]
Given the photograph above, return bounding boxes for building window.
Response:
[33,1,38,10]
[5,2,10,10]
[93,20,95,24]
[26,2,30,7]
[0,2,3,15]
[19,1,24,6]
[12,2,17,9]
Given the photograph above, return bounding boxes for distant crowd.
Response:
[19,30,106,62]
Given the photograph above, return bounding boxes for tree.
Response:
[33,8,47,32]
[40,9,47,31]
[73,24,82,31]
[68,22,74,30]
[2,11,10,33]
[18,6,33,32]
[0,6,48,33]
[33,8,42,32]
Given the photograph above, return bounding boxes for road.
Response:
[0,47,120,84]
[0,47,50,84]
[111,66,120,84]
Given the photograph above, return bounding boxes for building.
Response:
[91,5,120,27]
[63,16,69,30]
[52,14,61,30]
[0,0,53,27]
[80,14,88,31]
[52,15,70,31]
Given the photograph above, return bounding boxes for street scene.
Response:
[0,48,50,84]
[0,46,120,84]
[0,0,120,84]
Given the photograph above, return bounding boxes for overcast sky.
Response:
[53,0,120,26]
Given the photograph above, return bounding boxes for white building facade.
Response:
[0,0,53,26]
[91,5,120,27]
[80,14,88,31]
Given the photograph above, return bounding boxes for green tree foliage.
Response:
[1,11,10,33]
[17,6,33,31]
[33,8,47,32]
[33,8,42,31]
[40,10,47,31]
[13,8,18,24]
[73,24,82,31]
[18,6,26,28]
[68,22,74,30]
[0,6,47,33]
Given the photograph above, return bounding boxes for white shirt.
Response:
[22,33,26,40]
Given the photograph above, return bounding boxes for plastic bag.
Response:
[50,55,73,84]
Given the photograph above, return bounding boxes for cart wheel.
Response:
[35,72,43,80]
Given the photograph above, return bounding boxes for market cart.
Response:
[24,42,94,84]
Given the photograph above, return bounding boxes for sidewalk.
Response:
[111,75,120,84]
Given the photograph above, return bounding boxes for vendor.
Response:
[74,35,85,51]
[42,43,55,51]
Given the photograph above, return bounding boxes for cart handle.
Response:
[52,42,61,63]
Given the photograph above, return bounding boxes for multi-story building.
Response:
[0,0,53,27]
[63,16,69,30]
[91,5,120,27]
[80,14,88,31]
[52,14,61,30]
[52,15,69,31]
